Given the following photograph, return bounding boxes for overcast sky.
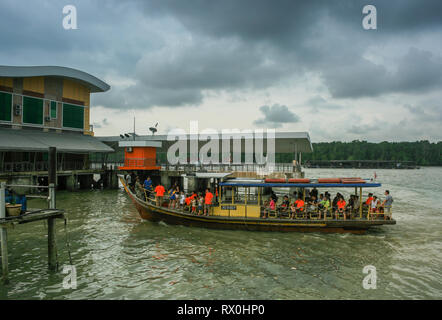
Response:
[1,0,441,142]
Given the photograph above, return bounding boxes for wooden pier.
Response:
[0,147,65,284]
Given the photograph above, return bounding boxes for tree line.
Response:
[276,140,442,166]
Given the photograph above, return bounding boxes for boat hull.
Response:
[122,180,396,234]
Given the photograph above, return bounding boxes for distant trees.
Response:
[276,140,442,166]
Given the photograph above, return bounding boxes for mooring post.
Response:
[0,181,9,283]
[48,147,58,271]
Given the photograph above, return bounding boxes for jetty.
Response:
[0,147,65,284]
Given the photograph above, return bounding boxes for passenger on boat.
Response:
[307,195,317,212]
[336,196,347,219]
[197,194,204,215]
[319,195,330,219]
[270,191,278,203]
[135,177,144,199]
[191,196,197,214]
[318,194,324,209]
[185,195,191,211]
[279,195,290,216]
[368,196,381,218]
[291,197,305,219]
[268,198,276,217]
[380,190,393,220]
[310,187,318,200]
[143,177,153,196]
[204,189,214,216]
[352,195,360,216]
[332,193,341,212]
[154,183,165,206]
[179,191,185,209]
[365,193,374,206]
[126,173,132,189]
[168,187,177,208]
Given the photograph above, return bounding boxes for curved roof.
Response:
[0,65,110,92]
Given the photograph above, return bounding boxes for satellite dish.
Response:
[124,133,130,138]
[119,134,124,139]
[149,122,158,135]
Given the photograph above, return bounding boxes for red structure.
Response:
[118,141,162,171]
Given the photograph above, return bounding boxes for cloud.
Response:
[254,104,300,128]
[92,118,109,129]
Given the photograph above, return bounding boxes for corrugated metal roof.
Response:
[0,128,114,153]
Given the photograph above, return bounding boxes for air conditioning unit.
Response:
[14,104,21,116]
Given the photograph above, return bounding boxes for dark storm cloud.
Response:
[2,0,442,110]
[254,104,300,128]
[324,48,442,98]
[137,0,442,101]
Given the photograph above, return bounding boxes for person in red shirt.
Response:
[154,183,165,206]
[204,189,214,216]
[365,193,373,206]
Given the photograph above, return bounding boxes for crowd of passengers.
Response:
[127,174,216,216]
[262,187,393,220]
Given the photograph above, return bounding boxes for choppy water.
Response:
[1,168,441,299]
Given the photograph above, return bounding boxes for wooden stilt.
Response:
[48,147,58,271]
[1,181,9,283]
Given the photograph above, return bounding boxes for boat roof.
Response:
[219,182,381,188]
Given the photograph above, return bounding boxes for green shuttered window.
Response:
[0,91,12,121]
[50,101,57,119]
[23,96,43,125]
[63,103,84,129]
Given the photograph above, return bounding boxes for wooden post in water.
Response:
[48,147,58,271]
[0,181,9,283]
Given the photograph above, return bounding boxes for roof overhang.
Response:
[219,182,381,188]
[0,128,114,153]
[0,65,110,93]
[99,131,313,153]
[118,141,162,148]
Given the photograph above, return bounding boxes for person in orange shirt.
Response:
[336,196,347,219]
[204,189,214,216]
[154,183,165,206]
[185,195,191,211]
[291,197,305,219]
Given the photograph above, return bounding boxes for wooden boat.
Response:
[120,176,396,234]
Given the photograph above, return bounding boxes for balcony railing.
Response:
[1,161,86,173]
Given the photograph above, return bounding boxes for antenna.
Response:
[149,122,158,135]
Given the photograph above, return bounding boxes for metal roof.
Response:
[219,182,381,188]
[119,140,162,148]
[0,128,114,153]
[99,131,313,153]
[0,66,110,93]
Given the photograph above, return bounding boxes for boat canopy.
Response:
[219,182,381,188]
